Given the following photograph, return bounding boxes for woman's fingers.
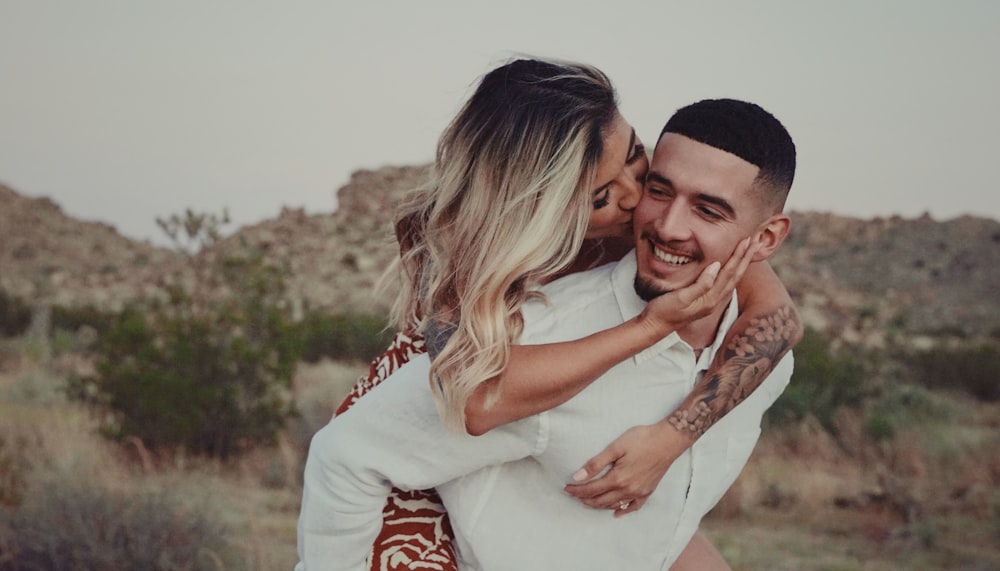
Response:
[672,260,721,308]
[564,424,675,515]
[712,237,759,296]
[642,237,762,330]
[614,496,647,517]
[684,237,761,314]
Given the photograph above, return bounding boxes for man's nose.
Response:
[654,202,693,242]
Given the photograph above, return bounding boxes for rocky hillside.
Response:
[198,165,429,316]
[0,184,186,309]
[770,212,1000,345]
[2,169,998,345]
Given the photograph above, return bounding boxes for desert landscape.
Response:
[1,168,998,570]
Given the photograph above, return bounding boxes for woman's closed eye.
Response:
[626,142,646,165]
[592,186,610,209]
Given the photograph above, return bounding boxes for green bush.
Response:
[0,483,230,571]
[864,383,954,441]
[766,328,869,432]
[69,249,299,458]
[50,303,118,338]
[0,289,32,337]
[907,344,1000,401]
[294,312,393,363]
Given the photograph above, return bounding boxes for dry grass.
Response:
[704,399,1000,570]
[0,347,333,570]
[2,340,997,570]
[290,358,363,440]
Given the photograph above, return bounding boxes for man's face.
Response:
[633,133,765,300]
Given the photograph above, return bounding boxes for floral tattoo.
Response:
[667,305,800,436]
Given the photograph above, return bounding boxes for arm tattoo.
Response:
[667,305,800,436]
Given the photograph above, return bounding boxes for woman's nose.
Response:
[617,169,643,211]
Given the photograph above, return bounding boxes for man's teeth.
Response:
[653,248,692,265]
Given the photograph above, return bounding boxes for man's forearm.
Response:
[667,304,801,435]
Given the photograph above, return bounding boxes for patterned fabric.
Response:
[335,332,459,571]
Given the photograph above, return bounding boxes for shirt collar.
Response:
[611,249,738,367]
[695,292,739,374]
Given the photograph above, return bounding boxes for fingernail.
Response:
[573,469,588,482]
[707,261,721,277]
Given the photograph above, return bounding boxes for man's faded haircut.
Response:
[661,98,796,209]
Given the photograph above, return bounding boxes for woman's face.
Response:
[585,114,648,240]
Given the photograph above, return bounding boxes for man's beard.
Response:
[633,274,672,302]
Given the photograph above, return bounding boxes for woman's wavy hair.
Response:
[387,57,619,430]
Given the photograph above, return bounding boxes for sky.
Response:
[1,0,998,245]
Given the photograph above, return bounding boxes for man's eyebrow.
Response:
[646,172,670,186]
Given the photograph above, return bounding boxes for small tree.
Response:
[155,208,230,255]
[70,211,299,458]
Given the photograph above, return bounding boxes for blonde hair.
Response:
[387,58,620,431]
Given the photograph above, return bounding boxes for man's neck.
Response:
[676,301,730,355]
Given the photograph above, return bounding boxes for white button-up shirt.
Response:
[296,251,792,570]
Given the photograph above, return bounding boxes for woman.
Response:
[310,58,800,571]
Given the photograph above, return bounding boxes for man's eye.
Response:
[699,207,722,220]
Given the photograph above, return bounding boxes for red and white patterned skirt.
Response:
[334,332,459,571]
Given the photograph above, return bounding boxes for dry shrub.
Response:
[722,432,867,517]
[4,403,127,484]
[0,432,29,508]
[717,412,893,522]
[0,483,229,571]
[0,404,241,571]
[765,415,848,466]
[886,430,928,479]
[734,388,1000,539]
[233,431,302,490]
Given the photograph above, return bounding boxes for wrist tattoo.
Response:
[668,305,800,436]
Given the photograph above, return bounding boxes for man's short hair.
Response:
[661,99,796,209]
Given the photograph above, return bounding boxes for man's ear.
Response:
[751,214,791,261]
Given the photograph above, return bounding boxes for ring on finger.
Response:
[618,499,632,510]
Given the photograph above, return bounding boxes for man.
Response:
[297,98,797,570]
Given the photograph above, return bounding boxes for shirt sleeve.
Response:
[295,354,542,571]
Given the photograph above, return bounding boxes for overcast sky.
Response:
[2,1,997,245]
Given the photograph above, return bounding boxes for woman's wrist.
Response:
[634,308,680,341]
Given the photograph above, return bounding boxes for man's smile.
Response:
[651,246,694,266]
